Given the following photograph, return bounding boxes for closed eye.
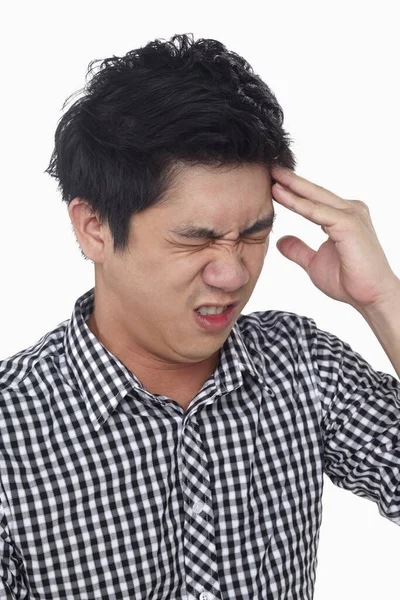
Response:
[185,229,272,246]
[171,213,276,241]
[244,226,273,239]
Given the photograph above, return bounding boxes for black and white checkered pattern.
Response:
[0,287,399,599]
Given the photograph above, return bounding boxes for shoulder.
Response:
[236,308,317,349]
[233,309,318,380]
[0,318,69,414]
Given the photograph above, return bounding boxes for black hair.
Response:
[45,33,297,258]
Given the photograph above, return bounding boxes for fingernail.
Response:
[275,183,285,190]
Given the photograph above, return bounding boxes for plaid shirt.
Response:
[0,287,399,600]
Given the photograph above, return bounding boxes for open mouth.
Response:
[193,303,237,331]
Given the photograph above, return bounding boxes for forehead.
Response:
[168,161,271,192]
[160,162,272,215]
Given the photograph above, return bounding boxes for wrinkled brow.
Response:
[171,211,276,240]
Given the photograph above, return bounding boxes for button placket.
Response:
[198,421,216,599]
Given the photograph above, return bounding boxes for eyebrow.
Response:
[171,211,276,240]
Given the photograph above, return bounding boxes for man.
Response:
[0,32,399,600]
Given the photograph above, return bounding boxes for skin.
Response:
[68,162,274,408]
[270,165,400,380]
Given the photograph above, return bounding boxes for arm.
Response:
[308,317,400,526]
[0,496,31,599]
[357,279,400,380]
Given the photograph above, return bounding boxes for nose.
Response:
[200,244,250,291]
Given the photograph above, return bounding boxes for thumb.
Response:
[276,235,316,272]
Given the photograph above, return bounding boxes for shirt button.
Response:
[193,501,204,514]
[199,593,210,600]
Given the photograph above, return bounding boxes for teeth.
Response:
[197,305,227,315]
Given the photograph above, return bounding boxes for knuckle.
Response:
[352,199,370,211]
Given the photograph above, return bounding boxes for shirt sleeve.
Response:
[0,495,30,599]
[307,317,400,526]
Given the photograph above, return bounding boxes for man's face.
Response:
[97,162,274,366]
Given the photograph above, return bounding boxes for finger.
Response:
[273,185,348,232]
[271,166,349,209]
[277,235,316,272]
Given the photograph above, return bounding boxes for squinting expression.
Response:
[96,162,275,366]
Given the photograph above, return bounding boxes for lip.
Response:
[195,301,240,310]
[193,303,238,332]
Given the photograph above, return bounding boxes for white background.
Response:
[1,1,399,598]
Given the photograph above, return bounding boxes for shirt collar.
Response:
[64,287,264,431]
